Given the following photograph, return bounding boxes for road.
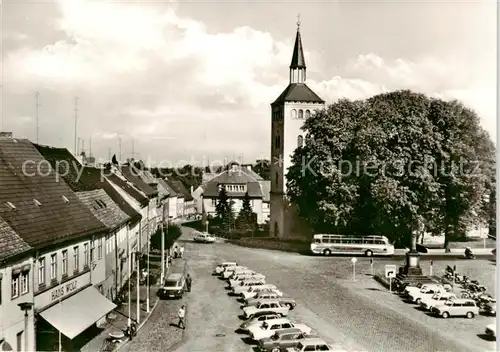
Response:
[170,227,495,352]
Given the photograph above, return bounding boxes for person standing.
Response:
[177,305,186,329]
[186,274,192,292]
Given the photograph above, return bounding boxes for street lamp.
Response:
[18,302,34,352]
[133,251,142,324]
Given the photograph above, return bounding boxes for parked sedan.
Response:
[243,301,290,319]
[256,328,313,352]
[245,296,297,310]
[213,262,237,275]
[229,274,266,287]
[431,299,479,318]
[247,318,312,341]
[285,338,334,351]
[240,285,282,300]
[239,313,283,333]
[233,280,266,295]
[419,293,457,311]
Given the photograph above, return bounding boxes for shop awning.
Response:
[39,286,116,339]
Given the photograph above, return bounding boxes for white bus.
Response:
[310,234,395,257]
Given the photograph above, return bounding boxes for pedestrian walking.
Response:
[186,274,192,292]
[177,305,186,329]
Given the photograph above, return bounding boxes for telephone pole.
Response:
[35,92,41,143]
[74,97,79,155]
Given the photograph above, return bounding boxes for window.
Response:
[11,275,19,298]
[275,172,279,186]
[305,109,311,118]
[298,109,304,118]
[62,250,68,275]
[98,238,103,259]
[50,254,57,281]
[38,257,45,286]
[90,240,95,263]
[84,243,89,267]
[304,346,315,351]
[291,109,297,118]
[297,135,304,148]
[19,272,28,295]
[73,246,79,272]
[274,135,280,149]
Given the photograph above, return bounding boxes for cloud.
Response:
[2,0,495,164]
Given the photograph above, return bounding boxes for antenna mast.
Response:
[108,148,111,161]
[89,135,92,157]
[35,92,41,143]
[132,137,135,160]
[77,137,81,155]
[118,136,122,162]
[74,97,79,155]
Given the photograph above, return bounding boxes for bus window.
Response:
[375,240,385,244]
[352,239,362,244]
[314,238,321,243]
[363,239,374,244]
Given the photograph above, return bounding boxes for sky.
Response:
[0,0,496,167]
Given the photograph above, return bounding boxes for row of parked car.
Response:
[213,262,334,351]
[398,272,496,340]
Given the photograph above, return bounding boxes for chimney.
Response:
[0,132,13,139]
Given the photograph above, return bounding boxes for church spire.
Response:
[289,15,306,84]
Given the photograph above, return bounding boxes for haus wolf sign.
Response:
[35,271,91,310]
[385,264,397,279]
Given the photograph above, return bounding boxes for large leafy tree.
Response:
[287,90,495,247]
[236,192,257,232]
[215,185,234,232]
[253,159,271,180]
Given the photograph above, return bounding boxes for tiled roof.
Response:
[76,189,130,230]
[106,173,149,207]
[140,170,158,185]
[165,179,185,200]
[202,166,270,199]
[120,166,158,198]
[34,145,141,223]
[0,139,107,249]
[0,216,31,262]
[203,181,263,198]
[169,180,193,201]
[272,83,324,105]
[157,179,176,198]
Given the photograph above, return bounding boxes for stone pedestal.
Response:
[404,250,423,275]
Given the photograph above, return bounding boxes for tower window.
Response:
[305,110,311,118]
[297,135,304,148]
[291,109,297,119]
[298,109,304,119]
[275,172,279,186]
[275,134,281,149]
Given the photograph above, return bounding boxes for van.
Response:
[160,273,186,299]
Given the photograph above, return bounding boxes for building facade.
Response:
[201,163,271,224]
[0,139,115,351]
[0,218,35,352]
[269,22,326,238]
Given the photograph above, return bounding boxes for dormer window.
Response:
[33,199,42,207]
[5,202,16,210]
[61,196,70,204]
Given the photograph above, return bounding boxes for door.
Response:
[16,331,23,352]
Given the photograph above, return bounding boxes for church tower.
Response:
[269,18,325,238]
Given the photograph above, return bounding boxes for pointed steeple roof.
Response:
[290,20,306,69]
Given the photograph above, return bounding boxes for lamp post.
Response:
[133,251,141,324]
[146,227,150,313]
[127,225,131,327]
[160,203,165,285]
[18,302,34,352]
